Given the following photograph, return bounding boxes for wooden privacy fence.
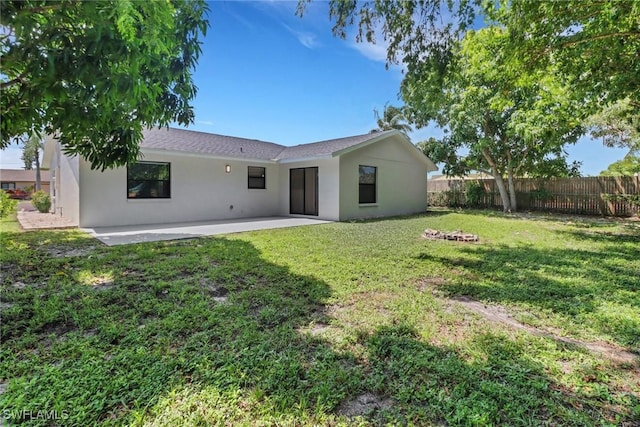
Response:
[427,176,640,216]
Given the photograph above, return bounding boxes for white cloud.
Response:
[282,23,319,49]
[349,40,388,63]
[197,120,215,126]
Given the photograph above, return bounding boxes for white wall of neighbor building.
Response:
[339,135,430,220]
[49,145,81,225]
[277,157,340,221]
[78,150,280,227]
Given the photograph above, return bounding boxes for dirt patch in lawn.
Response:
[42,245,98,258]
[452,296,638,365]
[199,278,229,303]
[337,392,393,418]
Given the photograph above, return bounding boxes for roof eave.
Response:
[141,148,278,164]
[276,154,333,164]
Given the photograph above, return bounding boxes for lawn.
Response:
[1,210,638,426]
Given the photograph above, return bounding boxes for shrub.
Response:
[465,181,486,207]
[31,190,51,213]
[529,187,553,201]
[0,191,18,218]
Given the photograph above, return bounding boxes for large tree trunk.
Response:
[493,173,512,212]
[482,148,512,212]
[507,168,517,212]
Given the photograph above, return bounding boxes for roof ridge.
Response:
[165,127,285,148]
[300,129,396,147]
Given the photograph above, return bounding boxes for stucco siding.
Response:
[78,151,280,227]
[339,135,429,220]
[51,149,80,225]
[277,157,340,221]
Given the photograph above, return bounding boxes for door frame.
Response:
[289,167,318,216]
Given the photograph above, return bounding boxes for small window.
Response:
[127,161,170,199]
[359,165,377,204]
[1,182,16,190]
[248,166,266,189]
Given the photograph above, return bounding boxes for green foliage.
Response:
[1,213,639,424]
[411,28,582,212]
[494,1,640,108]
[528,187,553,201]
[0,191,17,218]
[464,181,485,207]
[30,190,51,213]
[602,193,640,207]
[588,99,640,151]
[311,1,639,109]
[600,155,640,176]
[1,0,209,170]
[372,103,412,134]
[20,134,43,170]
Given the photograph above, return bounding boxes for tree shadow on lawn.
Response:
[415,241,640,348]
[360,325,631,426]
[1,230,636,425]
[0,233,363,424]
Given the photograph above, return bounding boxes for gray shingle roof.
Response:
[1,169,51,182]
[141,127,286,160]
[275,130,395,160]
[141,127,398,162]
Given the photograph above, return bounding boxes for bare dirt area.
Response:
[451,296,638,365]
[337,392,393,418]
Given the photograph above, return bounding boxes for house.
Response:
[42,127,437,227]
[0,169,51,193]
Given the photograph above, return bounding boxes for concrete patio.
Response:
[83,217,332,246]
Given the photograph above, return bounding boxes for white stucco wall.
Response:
[78,150,280,227]
[339,135,429,220]
[49,145,80,225]
[277,157,340,221]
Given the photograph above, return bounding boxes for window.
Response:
[359,165,377,204]
[127,161,170,199]
[1,182,16,190]
[248,166,266,189]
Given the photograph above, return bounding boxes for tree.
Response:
[301,0,639,108]
[600,154,640,176]
[411,28,582,212]
[492,1,640,110]
[371,103,412,134]
[587,99,640,152]
[21,134,45,191]
[1,0,209,170]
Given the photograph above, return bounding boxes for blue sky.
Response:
[0,0,627,175]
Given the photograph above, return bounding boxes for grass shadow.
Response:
[415,241,640,348]
[359,325,628,425]
[0,231,360,425]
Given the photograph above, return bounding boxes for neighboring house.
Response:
[0,169,51,193]
[42,127,437,227]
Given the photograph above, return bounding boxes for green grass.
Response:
[1,210,638,426]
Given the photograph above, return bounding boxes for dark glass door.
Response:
[290,167,318,215]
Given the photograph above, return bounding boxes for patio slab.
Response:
[83,217,332,246]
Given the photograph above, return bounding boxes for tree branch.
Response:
[17,4,63,14]
[0,71,28,89]
[559,31,640,48]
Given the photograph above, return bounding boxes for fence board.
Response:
[427,176,640,216]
